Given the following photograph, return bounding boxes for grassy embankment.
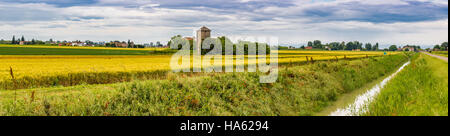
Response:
[0,54,408,116]
[364,53,448,116]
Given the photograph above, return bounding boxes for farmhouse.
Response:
[72,41,85,46]
[19,41,29,45]
[401,46,415,52]
[115,41,128,48]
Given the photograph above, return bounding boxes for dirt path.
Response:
[421,51,448,62]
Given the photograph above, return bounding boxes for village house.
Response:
[113,41,128,48]
[71,41,85,46]
[184,37,194,41]
[401,46,415,52]
[305,46,313,50]
[19,41,29,45]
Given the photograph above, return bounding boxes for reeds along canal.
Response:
[329,61,411,116]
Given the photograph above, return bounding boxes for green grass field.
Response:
[364,53,448,116]
[0,45,175,55]
[0,54,408,116]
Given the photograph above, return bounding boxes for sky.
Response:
[0,0,448,48]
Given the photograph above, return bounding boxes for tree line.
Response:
[3,35,46,45]
[295,40,379,51]
[169,36,271,55]
[2,35,159,48]
[284,40,448,51]
[432,42,448,51]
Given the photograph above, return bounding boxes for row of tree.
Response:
[433,42,448,51]
[169,36,270,55]
[4,35,163,48]
[387,45,421,51]
[11,35,24,44]
[8,35,52,45]
[302,40,380,51]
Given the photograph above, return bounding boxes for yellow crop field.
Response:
[1,55,172,80]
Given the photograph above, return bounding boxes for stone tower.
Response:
[196,26,211,55]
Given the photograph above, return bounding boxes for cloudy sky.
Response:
[0,0,448,48]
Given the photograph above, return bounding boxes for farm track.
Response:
[421,51,448,62]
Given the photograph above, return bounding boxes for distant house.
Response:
[72,42,85,46]
[402,46,415,52]
[19,41,29,45]
[305,46,313,50]
[184,37,194,41]
[352,49,361,51]
[114,42,128,48]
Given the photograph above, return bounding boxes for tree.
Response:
[354,41,362,50]
[373,43,379,51]
[313,40,322,49]
[156,41,162,47]
[307,41,313,47]
[389,45,398,51]
[12,35,16,44]
[330,42,340,50]
[345,42,354,50]
[441,42,448,51]
[365,43,372,51]
[31,39,36,44]
[434,45,441,51]
[21,36,25,42]
[340,42,345,50]
[167,35,183,49]
[300,46,305,49]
